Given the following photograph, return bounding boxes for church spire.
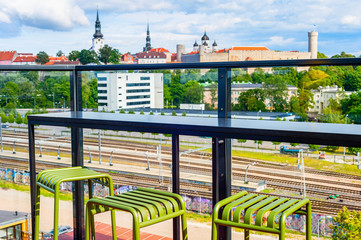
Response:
[93,8,103,38]
[143,22,152,52]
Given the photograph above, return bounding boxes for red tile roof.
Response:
[14,56,35,63]
[0,51,17,61]
[149,47,170,53]
[230,46,269,51]
[215,46,269,53]
[187,51,199,55]
[136,51,167,58]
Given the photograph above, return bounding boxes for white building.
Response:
[309,86,353,114]
[97,72,164,111]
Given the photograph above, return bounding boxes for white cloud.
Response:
[341,15,361,26]
[267,36,295,46]
[0,0,89,30]
[0,11,11,23]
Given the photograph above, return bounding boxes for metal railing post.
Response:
[70,69,84,240]
[172,134,180,240]
[213,67,232,240]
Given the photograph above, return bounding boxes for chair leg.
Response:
[181,213,188,240]
[85,203,91,240]
[245,229,250,240]
[53,189,60,240]
[279,223,285,240]
[34,185,41,240]
[211,222,217,240]
[106,177,117,240]
[133,217,140,240]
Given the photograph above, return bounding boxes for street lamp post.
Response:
[0,116,3,152]
[51,92,55,110]
[244,162,256,183]
[344,114,348,161]
[145,151,150,170]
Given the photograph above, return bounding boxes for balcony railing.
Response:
[1,58,361,240]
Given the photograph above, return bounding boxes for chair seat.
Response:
[37,166,112,192]
[86,187,188,240]
[212,191,311,240]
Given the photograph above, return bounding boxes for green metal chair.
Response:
[212,191,311,240]
[34,166,115,240]
[85,187,188,240]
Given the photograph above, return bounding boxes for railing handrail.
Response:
[2,57,361,72]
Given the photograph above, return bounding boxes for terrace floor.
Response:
[57,222,172,240]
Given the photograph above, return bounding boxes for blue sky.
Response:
[0,0,361,57]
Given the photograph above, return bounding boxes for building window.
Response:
[98,90,107,93]
[126,95,150,100]
[98,96,107,100]
[98,103,107,106]
[98,77,107,81]
[126,83,151,87]
[98,84,107,87]
[140,77,150,80]
[126,101,151,106]
[126,89,150,93]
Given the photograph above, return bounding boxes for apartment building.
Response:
[97,72,164,111]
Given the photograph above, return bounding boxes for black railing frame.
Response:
[1,57,358,240]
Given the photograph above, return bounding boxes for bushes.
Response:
[331,207,361,240]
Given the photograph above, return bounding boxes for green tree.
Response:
[128,109,135,114]
[235,89,266,111]
[331,51,356,58]
[119,108,125,114]
[183,80,204,104]
[0,112,7,123]
[35,51,49,64]
[150,111,154,115]
[56,50,64,57]
[169,72,184,107]
[182,111,186,116]
[8,113,15,123]
[68,50,80,61]
[237,139,247,146]
[172,110,177,116]
[343,71,361,91]
[330,207,361,240]
[15,114,22,124]
[140,110,144,115]
[208,83,218,110]
[290,143,299,147]
[161,111,165,115]
[308,144,320,152]
[263,75,288,112]
[98,45,120,64]
[317,52,328,59]
[272,142,281,149]
[326,146,339,152]
[341,92,361,123]
[78,49,98,65]
[347,147,361,155]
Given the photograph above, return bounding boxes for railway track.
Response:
[1,132,361,216]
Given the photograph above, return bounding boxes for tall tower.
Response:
[143,22,152,52]
[308,30,318,59]
[91,9,104,53]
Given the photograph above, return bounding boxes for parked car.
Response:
[43,225,72,238]
[1,124,9,129]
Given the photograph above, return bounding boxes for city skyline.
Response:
[0,0,361,57]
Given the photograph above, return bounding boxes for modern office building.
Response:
[97,72,164,111]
